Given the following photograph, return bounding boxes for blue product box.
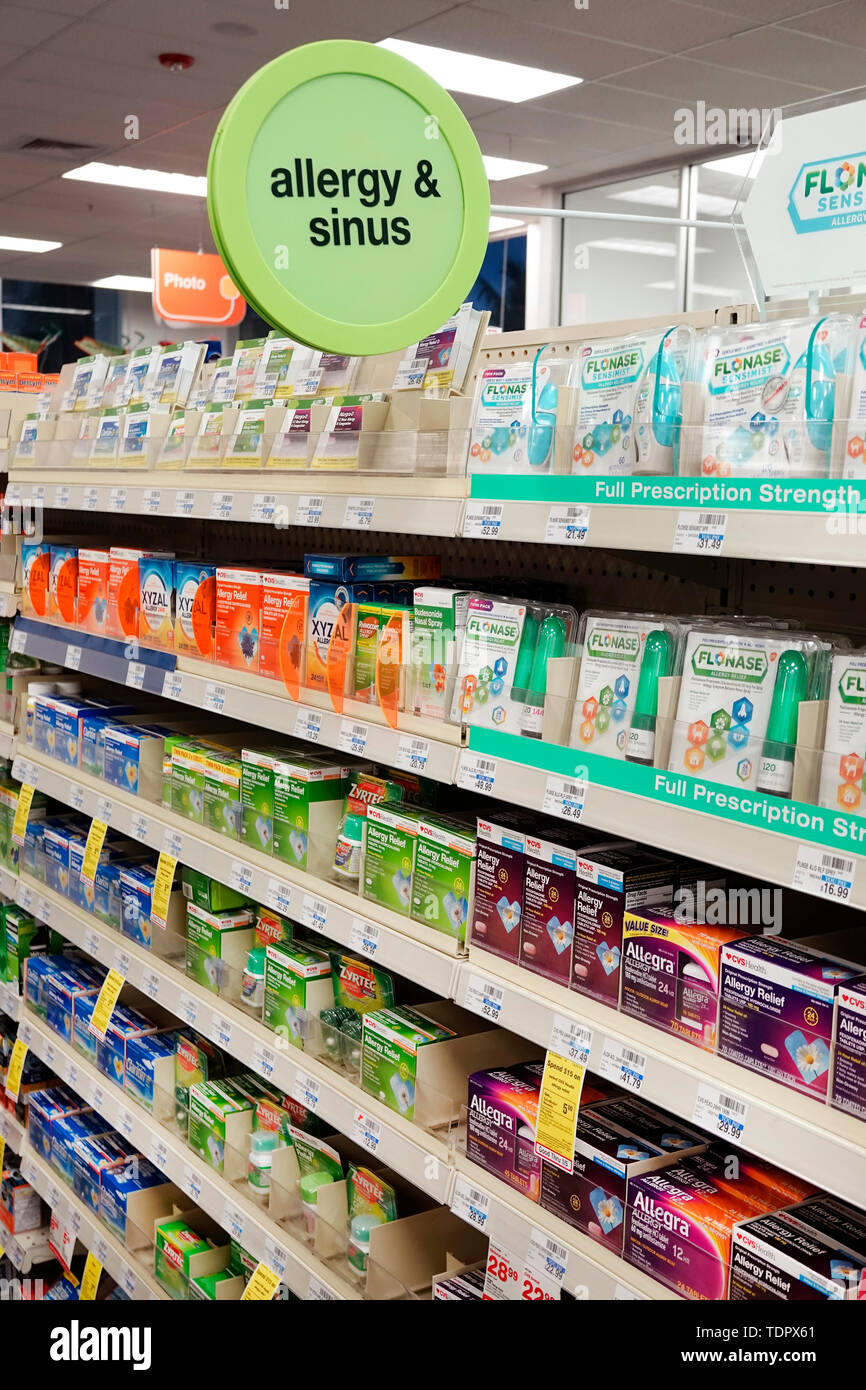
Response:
[24,953,62,1018]
[96,1005,156,1088]
[43,823,72,897]
[33,696,56,757]
[303,554,439,582]
[52,698,92,768]
[27,1085,86,1162]
[124,1030,177,1113]
[21,821,45,880]
[119,863,157,948]
[81,714,118,779]
[93,860,126,931]
[45,962,103,1043]
[51,1111,108,1185]
[73,1133,138,1213]
[103,723,173,796]
[138,555,175,650]
[71,993,99,1065]
[44,1271,81,1301]
[100,1157,170,1241]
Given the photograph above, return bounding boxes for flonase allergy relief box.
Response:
[572,614,648,758]
[831,979,866,1119]
[214,567,262,672]
[622,910,746,1051]
[730,1211,865,1301]
[572,845,674,1007]
[719,936,864,1100]
[470,814,527,964]
[466,1061,545,1201]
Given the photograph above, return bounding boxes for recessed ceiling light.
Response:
[92,275,154,292]
[0,234,62,253]
[484,155,547,181]
[211,20,258,36]
[63,163,206,196]
[377,38,580,103]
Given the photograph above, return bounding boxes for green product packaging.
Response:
[171,740,210,822]
[273,755,347,877]
[330,949,395,1013]
[412,587,468,720]
[0,904,7,979]
[4,909,39,984]
[154,1220,214,1301]
[346,1164,398,1272]
[174,1029,229,1134]
[263,941,334,1047]
[187,1080,254,1175]
[228,1237,256,1278]
[288,1124,344,1183]
[181,866,248,913]
[626,627,675,767]
[241,746,286,855]
[254,905,294,949]
[410,814,476,943]
[352,602,411,704]
[757,649,809,799]
[360,1006,455,1120]
[361,804,418,917]
[185,901,255,996]
[203,753,244,841]
[189,1269,238,1300]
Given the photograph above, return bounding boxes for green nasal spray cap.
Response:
[511,609,540,702]
[526,613,567,704]
[632,628,674,725]
[765,649,808,746]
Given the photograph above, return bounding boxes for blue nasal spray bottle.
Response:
[528,344,558,470]
[634,326,685,475]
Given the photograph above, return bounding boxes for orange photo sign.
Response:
[151,248,246,326]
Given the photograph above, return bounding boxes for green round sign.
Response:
[208,40,491,356]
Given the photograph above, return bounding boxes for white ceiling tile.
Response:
[602,54,826,105]
[783,0,866,46]
[691,27,866,91]
[536,82,695,132]
[389,5,662,80]
[94,0,460,48]
[0,6,79,45]
[471,0,764,50]
[679,0,831,18]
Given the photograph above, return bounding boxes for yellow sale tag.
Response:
[241,1261,281,1301]
[88,969,124,1039]
[79,1251,102,1301]
[150,852,177,929]
[11,784,34,845]
[534,1049,585,1174]
[80,817,108,885]
[5,1039,28,1101]
[0,1134,5,1175]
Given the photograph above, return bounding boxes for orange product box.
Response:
[77,549,110,636]
[259,571,309,683]
[0,373,16,393]
[16,372,43,393]
[48,545,78,626]
[214,567,262,673]
[106,548,148,641]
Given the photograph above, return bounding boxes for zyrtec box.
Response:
[622,911,746,1051]
[718,936,863,1100]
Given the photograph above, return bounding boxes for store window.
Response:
[0,279,120,371]
[468,234,526,332]
[686,151,757,311]
[560,171,683,324]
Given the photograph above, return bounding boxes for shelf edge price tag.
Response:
[162,670,184,701]
[673,509,727,554]
[296,494,324,527]
[265,877,292,917]
[543,774,587,823]
[450,1174,489,1229]
[456,750,496,796]
[294,708,322,742]
[598,1037,646,1093]
[351,1108,381,1155]
[5,1038,27,1101]
[545,503,590,545]
[291,1070,320,1111]
[463,500,502,539]
[339,718,368,757]
[692,1083,748,1145]
[204,681,227,714]
[301,893,328,933]
[549,1015,592,1065]
[344,496,374,529]
[525,1227,568,1287]
[395,734,429,773]
[307,1275,336,1300]
[210,491,234,520]
[463,973,503,1024]
[79,1251,102,1301]
[349,916,379,959]
[792,844,856,903]
[534,1049,585,1174]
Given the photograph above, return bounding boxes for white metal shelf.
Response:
[18,1008,358,1302]
[14,872,456,1208]
[450,1153,669,1301]
[0,866,18,903]
[455,952,866,1211]
[0,1106,25,1153]
[0,721,16,761]
[18,1141,166,1299]
[11,618,462,787]
[0,977,20,1021]
[0,585,17,621]
[12,745,462,995]
[6,469,467,538]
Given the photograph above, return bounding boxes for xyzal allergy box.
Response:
[622,911,746,1052]
[718,936,865,1100]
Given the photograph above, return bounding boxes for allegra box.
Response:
[718,936,864,1100]
[622,911,747,1051]
[466,1061,545,1201]
[572,845,675,1007]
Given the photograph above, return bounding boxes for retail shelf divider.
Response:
[14,874,456,1207]
[17,1140,166,1299]
[17,1010,359,1302]
[455,952,866,1210]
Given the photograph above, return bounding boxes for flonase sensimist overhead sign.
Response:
[740,96,866,298]
[207,39,490,356]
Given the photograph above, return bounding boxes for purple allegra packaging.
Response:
[718,936,864,1100]
[625,1166,755,1301]
[466,1061,544,1201]
[730,1211,866,1301]
[831,978,866,1119]
[470,813,529,965]
[571,844,675,1007]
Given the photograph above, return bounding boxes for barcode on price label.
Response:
[549,1015,592,1064]
[173,490,197,516]
[294,709,321,742]
[130,811,149,841]
[339,719,368,756]
[673,510,727,554]
[599,1039,646,1092]
[65,645,82,672]
[302,894,328,932]
[344,497,374,529]
[210,492,234,520]
[266,878,292,917]
[792,844,856,903]
[463,974,504,1023]
[543,775,586,822]
[205,682,226,714]
[457,751,497,795]
[545,504,590,545]
[143,488,161,515]
[463,501,503,539]
[451,1176,489,1229]
[296,495,324,527]
[349,916,379,958]
[253,1042,276,1080]
[182,1166,202,1203]
[109,488,127,513]
[83,486,99,511]
[692,1084,748,1144]
[251,493,277,524]
[396,734,429,773]
[230,859,253,895]
[526,1228,568,1285]
[126,663,146,690]
[308,1276,336,1300]
[292,1071,320,1110]
[178,992,198,1027]
[351,1109,381,1154]
[162,671,184,700]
